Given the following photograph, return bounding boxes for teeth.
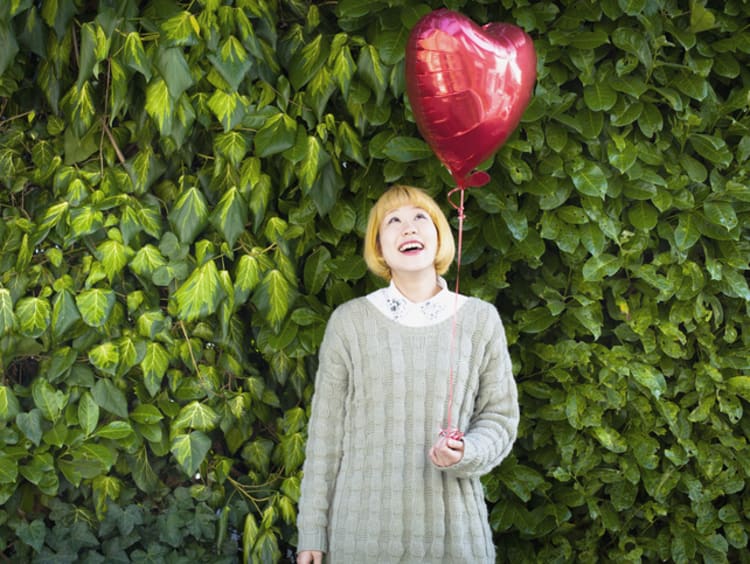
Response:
[400,242,423,252]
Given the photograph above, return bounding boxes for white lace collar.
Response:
[366,277,467,327]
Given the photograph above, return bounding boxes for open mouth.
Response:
[399,241,424,252]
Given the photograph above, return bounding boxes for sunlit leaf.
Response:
[168,187,209,244]
[208,36,252,91]
[75,288,116,328]
[145,78,174,136]
[0,385,21,422]
[123,32,151,79]
[15,297,51,338]
[174,260,227,322]
[171,431,211,476]
[173,401,220,432]
[0,289,16,336]
[210,186,248,247]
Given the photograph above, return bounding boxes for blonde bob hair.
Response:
[364,185,456,281]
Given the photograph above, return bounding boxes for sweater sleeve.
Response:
[296,308,350,553]
[441,304,519,479]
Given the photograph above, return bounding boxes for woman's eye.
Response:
[415,212,428,220]
[387,216,400,224]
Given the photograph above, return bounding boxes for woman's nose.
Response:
[402,222,417,234]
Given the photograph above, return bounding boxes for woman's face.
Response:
[378,204,439,278]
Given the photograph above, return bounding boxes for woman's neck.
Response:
[391,271,441,303]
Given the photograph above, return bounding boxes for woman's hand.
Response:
[429,436,465,467]
[297,550,323,564]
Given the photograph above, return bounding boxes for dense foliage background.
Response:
[1,0,749,562]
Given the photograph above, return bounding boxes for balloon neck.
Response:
[454,170,491,188]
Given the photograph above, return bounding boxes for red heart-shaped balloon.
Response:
[406,9,537,187]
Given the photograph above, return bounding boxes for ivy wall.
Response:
[1,0,749,562]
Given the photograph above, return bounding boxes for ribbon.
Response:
[439,171,490,441]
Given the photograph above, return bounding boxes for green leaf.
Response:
[173,401,220,432]
[517,307,556,334]
[214,131,247,168]
[78,392,99,436]
[254,113,297,157]
[571,161,608,199]
[357,44,387,105]
[582,253,621,282]
[32,378,66,422]
[727,376,750,402]
[242,438,274,474]
[210,186,248,247]
[130,404,164,425]
[15,296,51,338]
[674,213,701,252]
[92,379,128,418]
[208,36,252,91]
[61,442,116,484]
[95,421,135,440]
[68,206,104,238]
[130,244,168,279]
[0,288,16,336]
[329,201,356,234]
[583,82,617,111]
[690,2,716,33]
[688,134,732,168]
[0,21,20,77]
[77,22,106,88]
[42,347,78,384]
[253,269,293,330]
[52,290,81,338]
[337,121,365,166]
[720,269,750,301]
[0,385,21,422]
[630,363,667,399]
[75,288,116,328]
[382,136,432,162]
[235,252,264,305]
[160,11,200,47]
[88,341,120,376]
[279,432,306,471]
[97,239,133,281]
[289,34,329,90]
[171,431,211,476]
[62,81,96,137]
[141,342,169,397]
[628,201,658,231]
[703,201,737,231]
[15,519,45,553]
[123,32,151,79]
[499,460,546,502]
[145,78,174,136]
[327,255,367,281]
[156,47,194,101]
[174,260,227,322]
[332,43,356,97]
[208,90,248,131]
[127,447,159,493]
[303,246,331,295]
[169,187,209,244]
[16,410,43,446]
[591,426,627,453]
[108,58,129,121]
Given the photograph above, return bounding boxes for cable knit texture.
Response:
[297,297,519,563]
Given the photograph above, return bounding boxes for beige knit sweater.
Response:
[297,297,519,563]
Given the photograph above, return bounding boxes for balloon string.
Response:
[441,185,467,441]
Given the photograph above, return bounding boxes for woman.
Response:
[296,185,519,564]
